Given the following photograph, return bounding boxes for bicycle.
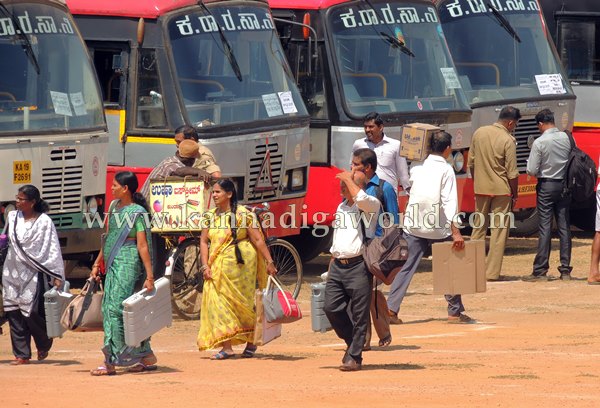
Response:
[163,203,303,320]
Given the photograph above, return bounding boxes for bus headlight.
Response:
[453,151,465,173]
[446,153,455,169]
[3,203,16,222]
[86,197,99,214]
[290,168,304,191]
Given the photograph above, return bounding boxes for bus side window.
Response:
[136,49,167,129]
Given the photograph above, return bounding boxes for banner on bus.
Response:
[149,177,212,233]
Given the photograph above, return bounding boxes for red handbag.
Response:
[97,257,106,275]
[263,276,302,324]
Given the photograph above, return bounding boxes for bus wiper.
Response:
[486,2,521,43]
[198,1,242,82]
[0,2,40,74]
[380,31,415,57]
[362,0,414,58]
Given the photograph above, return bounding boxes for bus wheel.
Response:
[166,237,202,320]
[570,203,596,231]
[285,228,333,263]
[512,208,539,237]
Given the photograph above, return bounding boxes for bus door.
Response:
[86,41,130,166]
[274,17,337,196]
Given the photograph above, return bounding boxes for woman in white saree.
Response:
[2,185,64,365]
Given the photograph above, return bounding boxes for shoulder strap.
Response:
[564,129,576,151]
[105,206,144,271]
[376,179,386,211]
[358,210,369,244]
[12,214,63,281]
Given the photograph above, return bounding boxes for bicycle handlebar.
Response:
[244,202,270,216]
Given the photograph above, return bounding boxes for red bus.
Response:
[66,0,310,237]
[540,0,600,228]
[270,0,474,258]
[435,0,577,233]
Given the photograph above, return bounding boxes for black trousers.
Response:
[324,259,372,364]
[151,233,168,278]
[533,180,572,276]
[7,275,52,359]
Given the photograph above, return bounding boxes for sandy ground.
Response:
[2,232,600,408]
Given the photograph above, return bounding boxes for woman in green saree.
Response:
[90,171,156,376]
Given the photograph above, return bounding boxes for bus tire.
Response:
[512,208,539,237]
[285,228,333,263]
[570,202,596,231]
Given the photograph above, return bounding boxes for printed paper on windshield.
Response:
[278,91,298,114]
[262,93,283,117]
[535,74,566,95]
[70,92,88,116]
[50,91,73,116]
[440,68,461,89]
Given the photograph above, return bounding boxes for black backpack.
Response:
[562,130,597,207]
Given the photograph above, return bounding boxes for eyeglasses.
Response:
[15,196,31,202]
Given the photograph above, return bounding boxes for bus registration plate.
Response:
[13,161,32,184]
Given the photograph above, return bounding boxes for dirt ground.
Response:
[2,232,600,407]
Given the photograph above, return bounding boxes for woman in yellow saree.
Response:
[197,179,277,359]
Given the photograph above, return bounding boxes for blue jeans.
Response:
[387,233,464,316]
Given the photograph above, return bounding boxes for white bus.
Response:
[0,0,108,274]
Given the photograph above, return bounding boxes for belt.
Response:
[334,255,364,268]
[538,178,563,182]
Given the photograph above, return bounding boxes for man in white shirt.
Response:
[352,111,410,194]
[324,170,380,372]
[387,131,474,324]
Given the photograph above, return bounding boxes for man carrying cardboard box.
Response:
[386,131,475,324]
[353,111,410,195]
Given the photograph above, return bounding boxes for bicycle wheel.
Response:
[167,237,203,320]
[267,239,302,298]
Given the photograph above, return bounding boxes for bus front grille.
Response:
[42,165,83,213]
[247,142,283,202]
[514,118,537,172]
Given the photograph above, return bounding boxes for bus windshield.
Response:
[327,1,470,117]
[557,15,600,83]
[0,3,104,133]
[167,5,308,128]
[438,0,574,105]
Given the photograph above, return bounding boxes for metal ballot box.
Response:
[122,277,172,347]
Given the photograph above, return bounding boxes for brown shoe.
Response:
[448,313,476,324]
[37,350,49,361]
[389,311,403,325]
[339,359,362,372]
[10,358,30,365]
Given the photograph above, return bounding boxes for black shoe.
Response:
[559,273,572,281]
[487,275,511,282]
[522,274,549,282]
[340,358,362,372]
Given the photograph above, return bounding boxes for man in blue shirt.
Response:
[351,148,399,237]
[351,148,399,347]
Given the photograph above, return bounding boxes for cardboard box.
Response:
[432,240,486,295]
[399,122,440,161]
[149,177,211,233]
